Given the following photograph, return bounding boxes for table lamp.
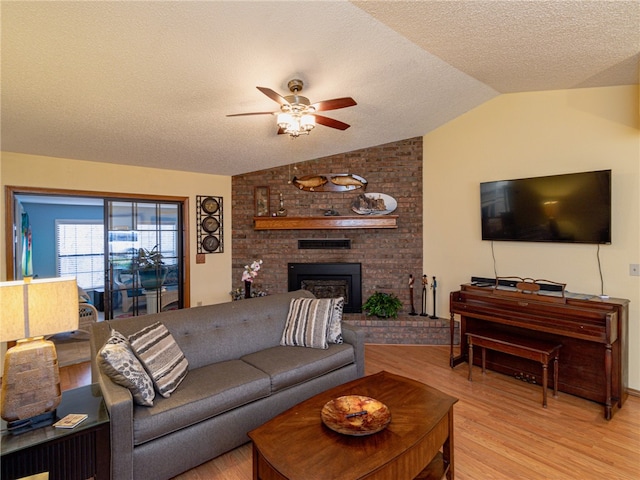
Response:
[0,276,78,433]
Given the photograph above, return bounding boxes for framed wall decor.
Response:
[196,195,223,254]
[254,186,270,217]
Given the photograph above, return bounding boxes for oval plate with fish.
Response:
[292,173,367,192]
[351,192,397,215]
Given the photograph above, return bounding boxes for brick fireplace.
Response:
[231,136,451,344]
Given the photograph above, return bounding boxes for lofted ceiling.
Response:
[2,1,638,177]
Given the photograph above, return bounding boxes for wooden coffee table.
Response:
[248,371,458,480]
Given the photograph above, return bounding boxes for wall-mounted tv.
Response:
[480,170,611,244]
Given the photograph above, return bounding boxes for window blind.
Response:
[56,220,104,289]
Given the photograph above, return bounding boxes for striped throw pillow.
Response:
[129,322,188,398]
[281,297,342,349]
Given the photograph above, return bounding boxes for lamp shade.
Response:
[277,112,293,129]
[300,114,315,131]
[0,277,78,342]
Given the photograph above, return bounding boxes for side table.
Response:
[1,383,110,480]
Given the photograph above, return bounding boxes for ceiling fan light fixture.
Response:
[277,111,315,138]
[228,78,355,137]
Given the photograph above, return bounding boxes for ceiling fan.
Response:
[227,79,357,137]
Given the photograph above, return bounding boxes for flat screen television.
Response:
[480,170,611,244]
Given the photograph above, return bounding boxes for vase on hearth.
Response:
[244,281,252,299]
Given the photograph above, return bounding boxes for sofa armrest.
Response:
[97,369,135,480]
[341,322,365,378]
[91,320,136,479]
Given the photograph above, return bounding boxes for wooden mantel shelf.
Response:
[253,215,398,230]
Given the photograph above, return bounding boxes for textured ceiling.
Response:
[2,1,638,176]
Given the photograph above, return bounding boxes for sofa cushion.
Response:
[281,297,336,349]
[132,360,270,446]
[97,329,155,407]
[129,322,189,398]
[241,343,355,393]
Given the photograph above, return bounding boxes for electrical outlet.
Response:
[630,264,640,276]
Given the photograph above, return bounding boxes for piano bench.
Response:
[466,331,562,408]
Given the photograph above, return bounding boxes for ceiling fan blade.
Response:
[314,114,350,131]
[311,97,357,112]
[226,112,274,117]
[257,87,289,106]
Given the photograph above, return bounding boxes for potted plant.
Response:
[362,292,403,318]
[136,245,167,289]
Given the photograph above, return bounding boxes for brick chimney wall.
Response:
[231,136,423,317]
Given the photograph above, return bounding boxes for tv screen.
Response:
[481,170,611,244]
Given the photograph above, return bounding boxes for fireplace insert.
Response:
[288,263,362,313]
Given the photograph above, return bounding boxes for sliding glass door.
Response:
[7,187,189,318]
[105,200,183,319]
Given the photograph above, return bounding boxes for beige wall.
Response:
[423,85,640,390]
[0,152,232,306]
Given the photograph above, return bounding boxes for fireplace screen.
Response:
[300,279,349,303]
[288,263,362,313]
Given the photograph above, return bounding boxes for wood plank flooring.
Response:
[63,345,640,479]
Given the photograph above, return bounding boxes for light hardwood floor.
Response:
[63,345,640,479]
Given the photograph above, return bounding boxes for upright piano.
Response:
[450,283,629,419]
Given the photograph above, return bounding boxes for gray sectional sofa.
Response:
[90,289,364,480]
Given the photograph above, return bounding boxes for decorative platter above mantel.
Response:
[253,215,398,230]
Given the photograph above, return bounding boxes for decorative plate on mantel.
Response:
[351,193,397,215]
[321,395,391,436]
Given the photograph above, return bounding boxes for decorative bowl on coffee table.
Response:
[321,395,391,436]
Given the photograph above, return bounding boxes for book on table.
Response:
[53,413,88,429]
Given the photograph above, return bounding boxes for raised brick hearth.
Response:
[344,314,460,345]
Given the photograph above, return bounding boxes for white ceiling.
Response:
[2,1,638,177]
